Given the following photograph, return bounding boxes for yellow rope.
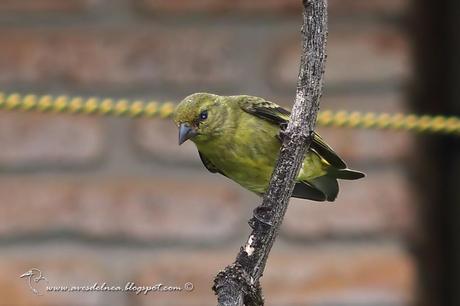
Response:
[0,91,459,135]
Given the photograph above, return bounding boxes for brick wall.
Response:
[0,1,415,305]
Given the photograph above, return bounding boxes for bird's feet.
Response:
[277,122,288,142]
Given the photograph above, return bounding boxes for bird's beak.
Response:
[178,123,197,145]
[20,271,31,278]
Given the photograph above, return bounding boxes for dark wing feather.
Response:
[292,181,327,201]
[238,96,289,125]
[310,133,347,169]
[238,96,346,169]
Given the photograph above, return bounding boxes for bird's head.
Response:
[173,93,228,145]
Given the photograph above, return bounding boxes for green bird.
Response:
[173,93,364,201]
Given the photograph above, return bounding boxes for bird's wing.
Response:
[311,133,347,169]
[237,96,290,125]
[238,96,346,169]
[198,151,228,178]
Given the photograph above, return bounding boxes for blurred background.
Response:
[0,0,458,306]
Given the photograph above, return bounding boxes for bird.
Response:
[173,93,364,202]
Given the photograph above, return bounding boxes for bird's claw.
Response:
[277,123,289,141]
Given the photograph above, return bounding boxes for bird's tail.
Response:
[327,167,365,180]
[292,168,365,202]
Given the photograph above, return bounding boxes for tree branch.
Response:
[212,1,328,305]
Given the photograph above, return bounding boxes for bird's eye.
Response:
[199,110,208,121]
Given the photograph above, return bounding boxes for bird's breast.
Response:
[197,121,281,194]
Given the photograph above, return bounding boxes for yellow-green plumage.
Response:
[173,93,364,202]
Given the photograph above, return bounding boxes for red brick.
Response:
[282,169,416,240]
[316,126,414,164]
[329,0,408,17]
[318,93,413,164]
[271,26,410,89]
[265,244,414,306]
[133,250,231,306]
[134,244,414,306]
[0,112,104,168]
[320,92,409,114]
[0,0,92,14]
[135,0,408,16]
[0,177,246,243]
[0,244,415,306]
[0,26,409,91]
[0,28,242,88]
[134,0,300,14]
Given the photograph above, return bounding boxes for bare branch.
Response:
[213,1,328,305]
